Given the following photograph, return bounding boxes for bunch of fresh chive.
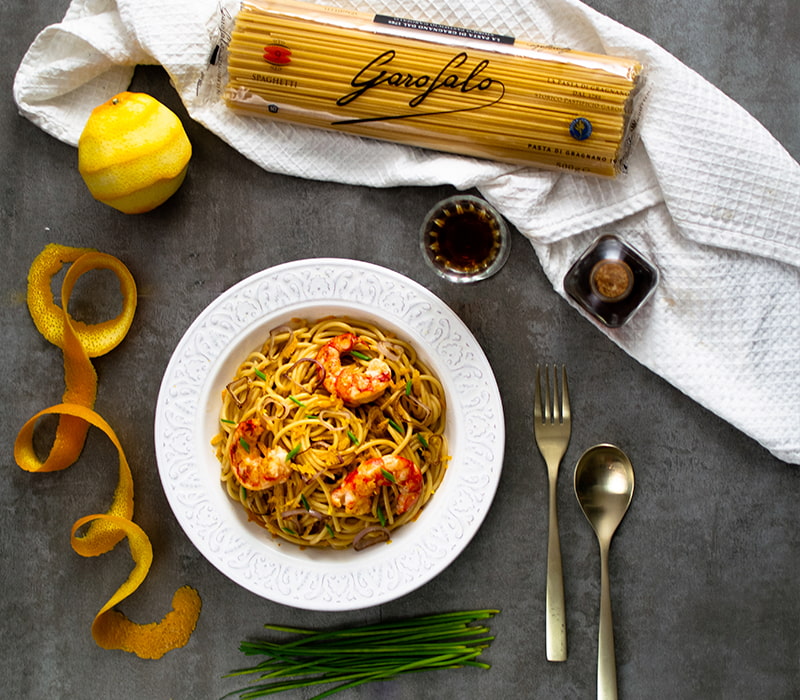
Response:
[223,609,499,699]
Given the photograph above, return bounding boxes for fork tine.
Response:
[535,364,571,428]
[545,364,553,423]
[534,365,543,422]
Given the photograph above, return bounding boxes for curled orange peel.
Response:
[26,242,137,357]
[71,514,202,660]
[19,243,137,472]
[15,244,201,659]
[15,403,133,552]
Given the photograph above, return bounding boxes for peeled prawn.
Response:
[229,418,292,490]
[331,455,422,515]
[315,333,391,405]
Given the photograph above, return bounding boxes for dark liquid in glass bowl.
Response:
[421,195,509,282]
[429,208,499,273]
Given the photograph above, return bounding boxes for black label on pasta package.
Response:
[373,15,515,46]
[332,49,506,126]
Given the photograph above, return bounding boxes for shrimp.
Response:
[331,455,422,516]
[229,418,292,490]
[315,333,391,405]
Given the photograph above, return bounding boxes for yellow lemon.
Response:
[78,92,192,214]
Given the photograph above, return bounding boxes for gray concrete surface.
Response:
[1,1,798,699]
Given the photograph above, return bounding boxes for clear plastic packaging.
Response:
[212,0,647,176]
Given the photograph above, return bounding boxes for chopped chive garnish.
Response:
[220,418,236,425]
[240,485,247,501]
[381,468,396,483]
[351,350,371,361]
[300,493,311,511]
[324,523,335,537]
[289,395,305,407]
[418,433,429,448]
[281,527,296,536]
[405,379,412,395]
[253,368,267,381]
[286,444,301,460]
[377,506,386,527]
[239,437,250,452]
[347,430,359,445]
[388,418,403,433]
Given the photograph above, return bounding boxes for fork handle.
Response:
[546,475,567,661]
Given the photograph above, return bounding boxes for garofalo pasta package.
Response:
[216,0,647,176]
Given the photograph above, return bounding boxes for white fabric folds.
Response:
[14,0,800,464]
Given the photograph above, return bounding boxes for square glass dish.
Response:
[564,234,659,327]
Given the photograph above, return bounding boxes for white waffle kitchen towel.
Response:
[14,0,800,464]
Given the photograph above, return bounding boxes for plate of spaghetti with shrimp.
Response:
[155,259,504,610]
[214,317,450,551]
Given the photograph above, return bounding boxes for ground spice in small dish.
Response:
[563,234,659,328]
[590,259,634,301]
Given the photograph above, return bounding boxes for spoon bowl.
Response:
[574,444,635,700]
[574,443,635,539]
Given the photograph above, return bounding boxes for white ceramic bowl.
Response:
[155,259,504,611]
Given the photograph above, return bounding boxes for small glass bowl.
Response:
[564,234,658,327]
[420,194,510,283]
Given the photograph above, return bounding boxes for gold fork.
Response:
[534,364,571,662]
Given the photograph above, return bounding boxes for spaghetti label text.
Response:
[334,50,505,124]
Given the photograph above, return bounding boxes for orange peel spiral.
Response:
[14,244,201,659]
[16,403,134,552]
[18,243,137,472]
[72,514,202,660]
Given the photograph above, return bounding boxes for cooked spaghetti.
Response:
[211,317,449,550]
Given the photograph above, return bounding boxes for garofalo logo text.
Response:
[334,50,506,124]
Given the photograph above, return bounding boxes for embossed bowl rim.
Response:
[154,258,505,611]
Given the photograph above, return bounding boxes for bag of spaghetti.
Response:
[214,0,647,176]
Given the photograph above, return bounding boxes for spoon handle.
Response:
[597,542,618,700]
[545,475,567,661]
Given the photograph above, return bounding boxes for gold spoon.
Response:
[574,444,635,700]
